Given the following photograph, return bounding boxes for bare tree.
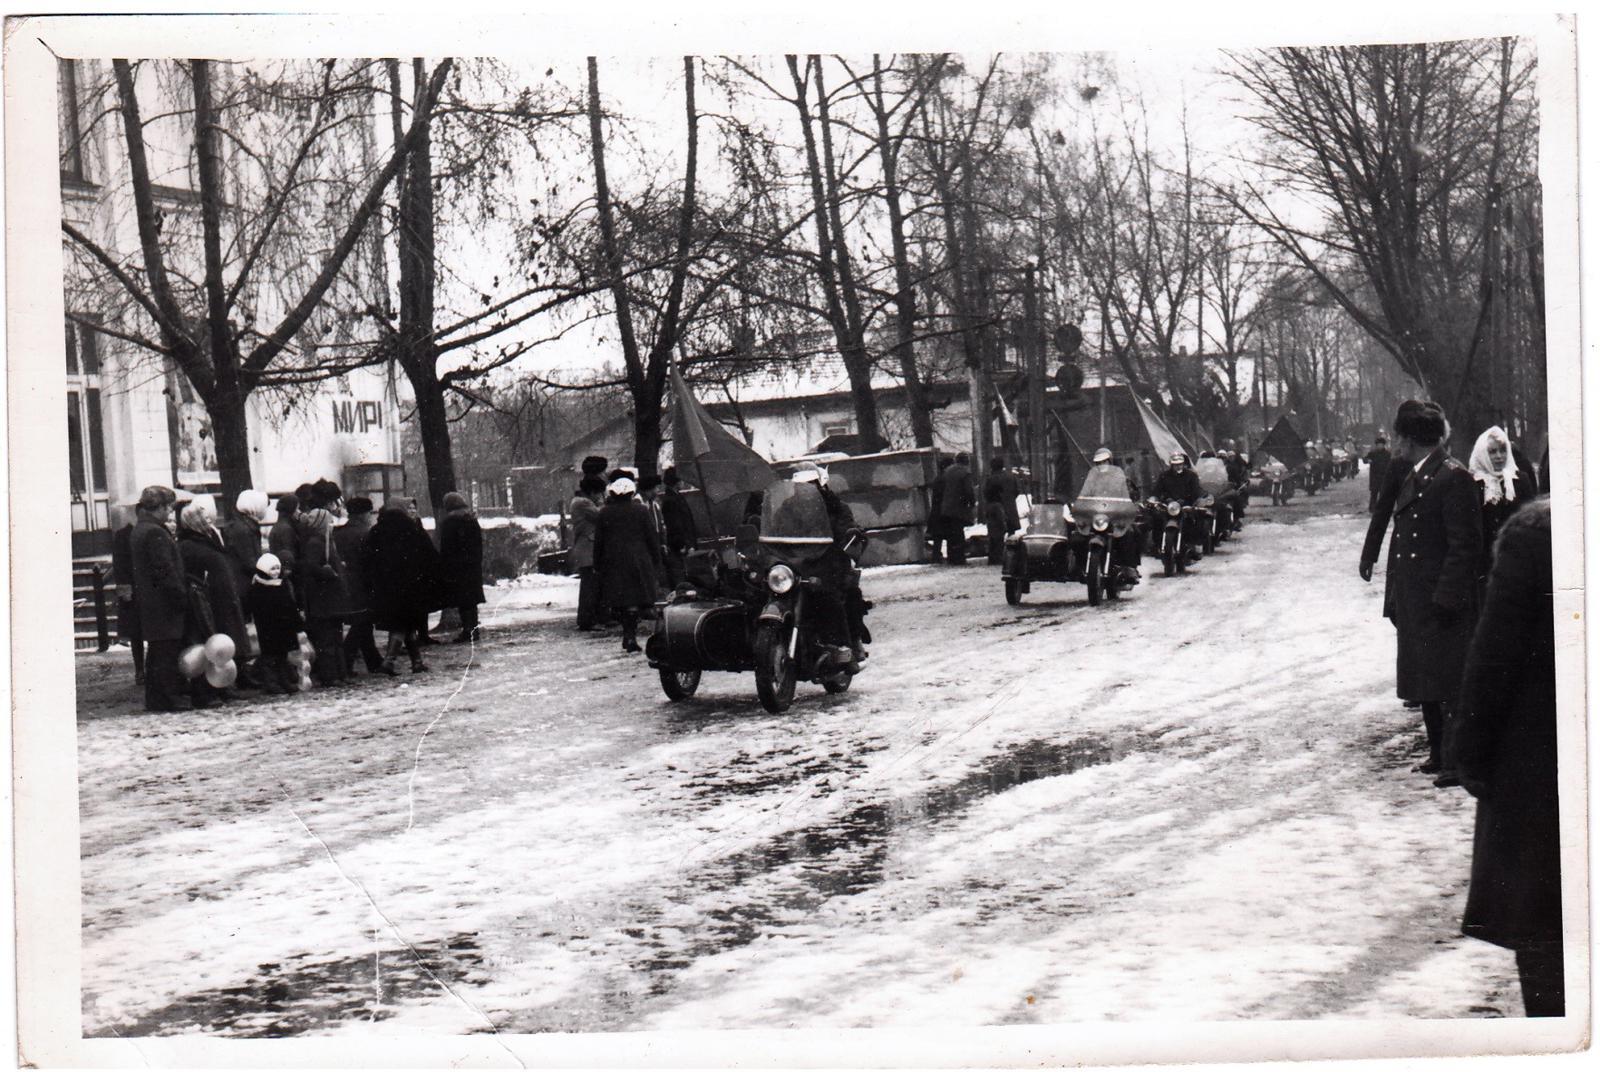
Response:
[62,58,452,505]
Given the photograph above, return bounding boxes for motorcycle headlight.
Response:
[767,563,796,594]
[1092,514,1110,532]
[1166,501,1181,517]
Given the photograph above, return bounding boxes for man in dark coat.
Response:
[659,467,698,582]
[982,458,1021,565]
[593,475,662,653]
[934,452,975,565]
[569,476,605,631]
[129,485,188,711]
[439,491,486,643]
[1359,401,1482,780]
[111,518,144,685]
[176,500,251,702]
[269,492,302,603]
[297,500,349,685]
[1454,497,1563,1016]
[1365,434,1393,512]
[335,497,382,672]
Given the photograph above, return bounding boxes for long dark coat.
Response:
[219,516,263,594]
[363,510,440,632]
[268,516,300,580]
[333,515,374,617]
[660,488,697,553]
[594,496,662,611]
[1362,447,1482,703]
[935,462,975,524]
[1474,467,1537,578]
[1151,467,1202,504]
[296,511,347,621]
[438,508,486,607]
[983,469,1022,532]
[1365,446,1392,498]
[130,516,188,643]
[246,579,304,658]
[1457,499,1561,951]
[176,527,252,657]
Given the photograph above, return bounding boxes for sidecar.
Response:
[1000,502,1077,605]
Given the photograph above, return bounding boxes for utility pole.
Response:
[1024,264,1046,501]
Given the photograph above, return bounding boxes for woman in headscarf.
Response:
[568,475,606,631]
[175,498,252,701]
[363,498,439,674]
[295,495,349,685]
[221,489,269,597]
[593,475,661,653]
[1468,425,1537,579]
[438,491,486,643]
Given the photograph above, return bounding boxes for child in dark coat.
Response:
[246,552,304,693]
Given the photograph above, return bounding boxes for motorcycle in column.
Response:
[1144,498,1194,576]
[1070,463,1141,606]
[646,480,868,713]
[1194,456,1238,553]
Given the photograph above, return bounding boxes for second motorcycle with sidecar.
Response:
[1001,463,1141,607]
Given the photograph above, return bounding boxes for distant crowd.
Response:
[114,478,486,712]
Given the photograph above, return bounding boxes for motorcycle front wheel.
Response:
[754,621,797,713]
[1004,578,1023,605]
[1161,548,1175,577]
[659,667,702,701]
[1086,550,1105,606]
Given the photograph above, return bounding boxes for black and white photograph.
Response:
[5,8,1589,1066]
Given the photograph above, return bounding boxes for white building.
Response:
[58,58,404,557]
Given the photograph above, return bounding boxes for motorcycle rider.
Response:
[790,464,870,667]
[1090,446,1142,582]
[1150,450,1204,559]
[1222,445,1251,528]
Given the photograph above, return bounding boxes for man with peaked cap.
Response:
[1360,401,1481,784]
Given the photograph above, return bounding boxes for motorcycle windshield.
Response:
[1073,466,1138,525]
[1195,457,1232,494]
[758,481,834,546]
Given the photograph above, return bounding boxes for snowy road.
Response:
[74,475,1521,1037]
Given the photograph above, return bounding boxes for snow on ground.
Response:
[73,476,1522,1038]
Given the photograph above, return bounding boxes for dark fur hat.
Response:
[1393,400,1447,445]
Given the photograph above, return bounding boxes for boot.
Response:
[410,658,429,673]
[379,658,400,677]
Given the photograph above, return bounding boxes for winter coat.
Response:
[296,510,347,621]
[438,507,486,607]
[176,527,252,658]
[247,579,304,658]
[1475,467,1537,577]
[983,470,1022,532]
[363,510,440,632]
[1457,499,1561,952]
[1361,447,1482,703]
[268,515,300,581]
[130,515,188,643]
[660,488,698,553]
[935,462,975,524]
[594,497,662,611]
[1366,446,1392,496]
[333,515,375,617]
[112,522,140,641]
[568,495,601,570]
[219,516,263,595]
[1151,467,1203,505]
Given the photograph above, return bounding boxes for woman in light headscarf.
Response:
[175,498,252,700]
[221,490,270,597]
[1468,426,1536,578]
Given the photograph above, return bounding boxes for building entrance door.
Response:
[67,318,111,555]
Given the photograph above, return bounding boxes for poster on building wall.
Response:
[166,370,219,487]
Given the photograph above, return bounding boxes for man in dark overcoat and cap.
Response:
[129,485,189,711]
[1359,401,1482,781]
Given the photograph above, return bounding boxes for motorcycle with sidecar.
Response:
[1001,464,1141,607]
[645,480,868,713]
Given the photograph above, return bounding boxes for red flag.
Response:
[670,365,777,531]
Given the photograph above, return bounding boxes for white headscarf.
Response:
[1468,425,1518,505]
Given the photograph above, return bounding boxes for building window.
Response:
[58,58,87,184]
[821,421,851,438]
[65,317,101,375]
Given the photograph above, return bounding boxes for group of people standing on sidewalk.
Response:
[1358,400,1563,1017]
[926,452,1023,566]
[113,478,486,711]
[566,455,698,652]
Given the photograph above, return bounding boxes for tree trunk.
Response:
[412,374,456,513]
[204,383,255,509]
[872,56,934,448]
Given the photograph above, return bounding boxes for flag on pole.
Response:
[670,364,778,534]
